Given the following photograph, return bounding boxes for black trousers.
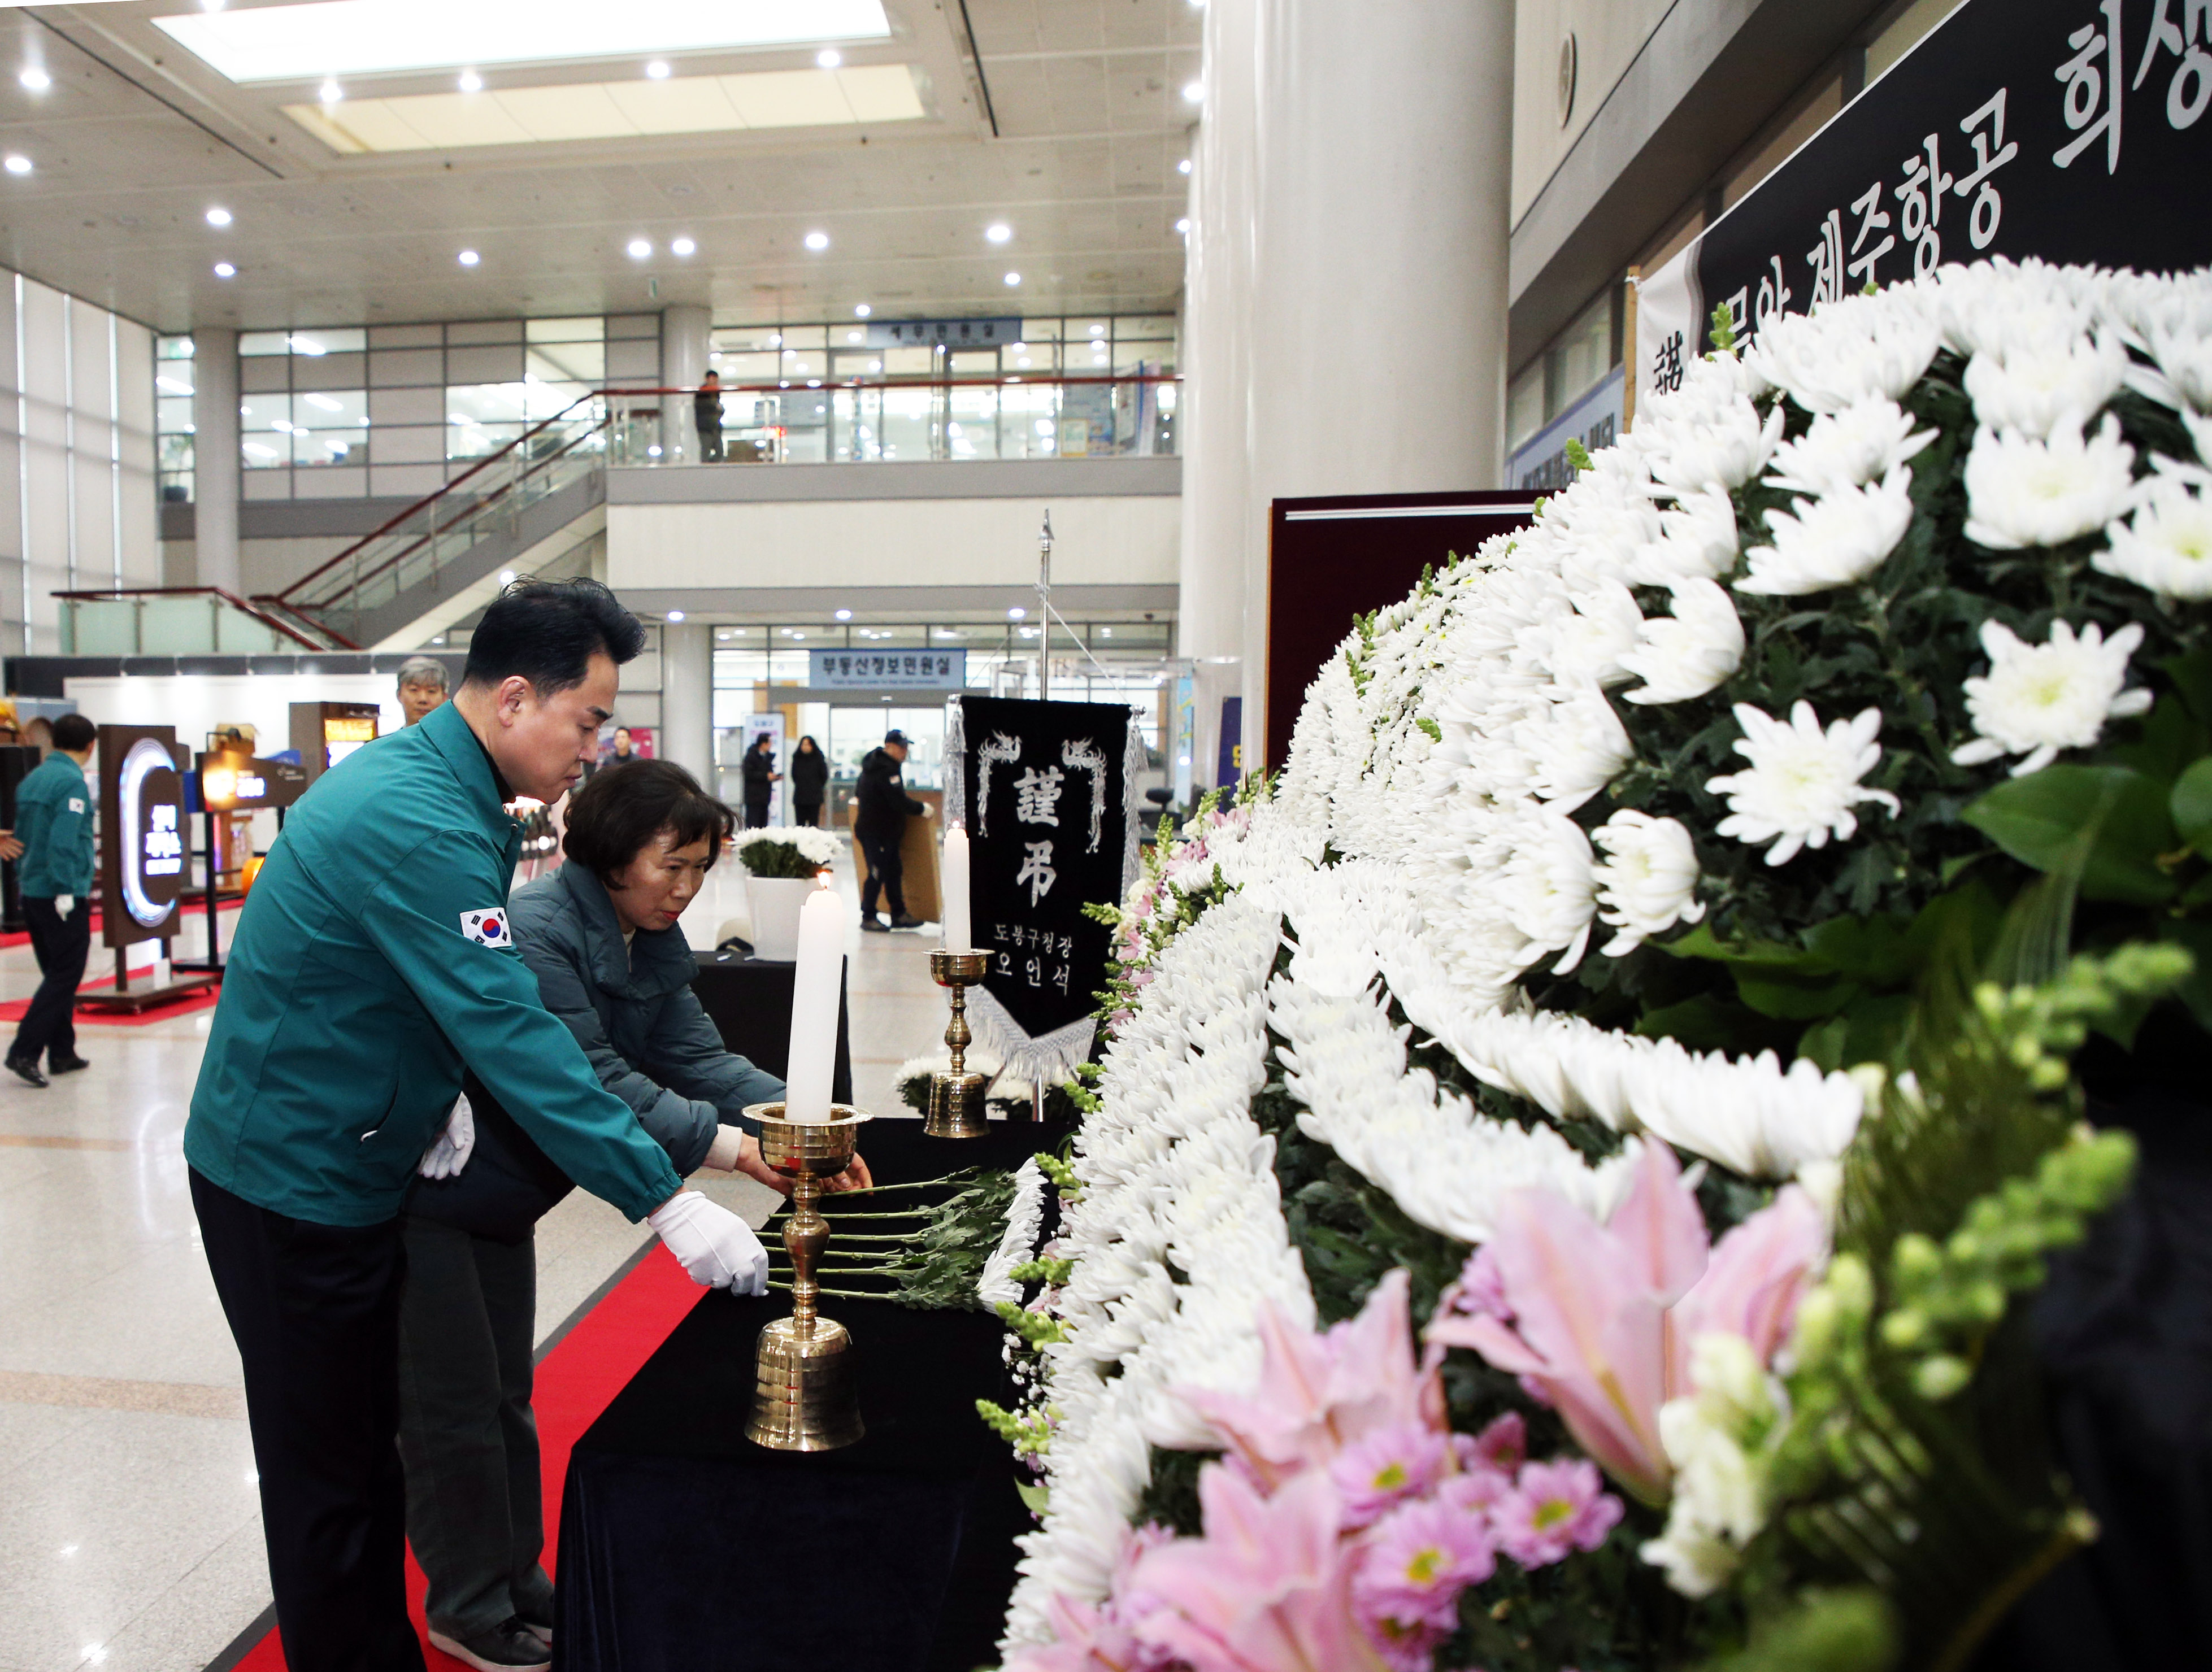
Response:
[742,793,772,829]
[11,894,89,1064]
[858,828,905,918]
[794,800,823,829]
[396,1216,552,1639]
[191,1167,427,1672]
[696,422,724,463]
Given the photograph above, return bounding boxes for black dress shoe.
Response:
[426,1619,550,1672]
[5,1055,49,1088]
[889,913,924,930]
[49,1052,89,1074]
[860,916,890,933]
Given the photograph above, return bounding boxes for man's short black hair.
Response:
[462,578,645,695]
[51,713,97,752]
[564,759,732,881]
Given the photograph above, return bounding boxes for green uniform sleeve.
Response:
[355,830,683,1220]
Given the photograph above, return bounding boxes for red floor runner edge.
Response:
[228,1241,703,1672]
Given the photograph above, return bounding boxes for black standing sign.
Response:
[949,695,1137,1078]
[1639,0,2212,390]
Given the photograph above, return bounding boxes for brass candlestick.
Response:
[927,948,990,1138]
[742,1102,873,1452]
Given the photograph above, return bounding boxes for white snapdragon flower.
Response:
[1706,700,1899,866]
[1642,1333,1778,1599]
[2096,471,2212,599]
[1950,619,2152,777]
[1735,470,1914,595]
[1498,812,1599,973]
[1590,810,1705,956]
[1962,415,2137,550]
[1962,329,2128,439]
[1621,578,1745,705]
[1747,289,1941,412]
[1628,486,1741,585]
[1763,398,1936,497]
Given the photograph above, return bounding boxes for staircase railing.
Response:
[55,586,332,655]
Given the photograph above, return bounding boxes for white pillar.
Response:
[659,306,711,465]
[193,327,241,595]
[660,619,712,786]
[1179,0,1513,770]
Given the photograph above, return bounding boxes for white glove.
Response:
[57,894,75,915]
[418,1094,476,1179]
[649,1190,770,1295]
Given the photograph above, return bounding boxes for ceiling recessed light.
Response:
[213,261,236,277]
[1179,158,1192,174]
[853,302,871,317]
[3,155,31,177]
[834,608,852,620]
[666,609,685,622]
[205,205,232,226]
[626,237,652,259]
[816,47,842,68]
[985,222,1011,244]
[1182,79,1203,103]
[846,330,862,343]
[319,77,342,103]
[644,59,672,80]
[499,568,517,584]
[803,229,829,251]
[1003,271,1021,286]
[1089,323,1106,337]
[670,236,696,256]
[18,67,50,93]
[1175,217,1190,233]
[200,0,224,10]
[457,68,482,92]
[1007,606,1028,620]
[457,248,479,266]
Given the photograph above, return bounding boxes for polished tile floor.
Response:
[0,852,948,1672]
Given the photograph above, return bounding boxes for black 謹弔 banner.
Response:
[1637,0,2211,390]
[947,695,1138,1077]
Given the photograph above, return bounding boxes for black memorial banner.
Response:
[945,694,1142,1081]
[1637,0,2212,392]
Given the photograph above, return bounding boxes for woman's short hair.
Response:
[563,759,733,879]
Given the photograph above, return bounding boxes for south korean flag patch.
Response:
[460,907,515,950]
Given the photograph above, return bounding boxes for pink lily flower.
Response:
[1177,1270,1445,1491]
[1425,1140,1825,1504]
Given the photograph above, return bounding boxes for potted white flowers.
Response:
[731,826,843,959]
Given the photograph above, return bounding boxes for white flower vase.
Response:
[744,875,816,961]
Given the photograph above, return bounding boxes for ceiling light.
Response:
[834,608,852,620]
[667,609,685,622]
[205,206,232,226]
[1175,217,1190,233]
[201,0,224,10]
[1003,271,1021,286]
[499,568,517,584]
[868,358,881,371]
[319,78,343,103]
[1018,356,1032,368]
[671,236,696,256]
[1179,158,1192,174]
[457,248,479,265]
[792,631,806,640]
[1007,606,1027,620]
[816,47,842,68]
[846,330,862,343]
[807,378,822,387]
[18,67,50,93]
[214,261,236,277]
[627,237,652,259]
[985,222,1011,244]
[644,60,672,79]
[1089,323,1105,337]
[1182,80,1203,103]
[305,393,343,411]
[853,302,871,317]
[2,155,31,177]
[457,68,482,92]
[803,229,829,251]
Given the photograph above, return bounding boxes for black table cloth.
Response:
[690,952,854,1104]
[554,1116,1074,1672]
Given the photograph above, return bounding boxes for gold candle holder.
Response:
[741,1101,873,1452]
[927,948,991,1139]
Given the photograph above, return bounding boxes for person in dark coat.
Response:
[790,734,828,828]
[692,370,724,463]
[396,760,866,1671]
[854,729,927,931]
[740,733,779,828]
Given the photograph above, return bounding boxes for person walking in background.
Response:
[790,734,828,828]
[740,733,779,829]
[693,370,724,464]
[855,728,927,932]
[396,656,451,727]
[6,712,98,1087]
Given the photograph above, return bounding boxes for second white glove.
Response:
[648,1190,770,1295]
[418,1094,476,1179]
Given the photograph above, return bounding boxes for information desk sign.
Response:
[809,648,966,691]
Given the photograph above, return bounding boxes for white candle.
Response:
[784,876,842,1121]
[941,824,972,952]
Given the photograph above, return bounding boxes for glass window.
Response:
[157,334,195,361]
[240,331,293,357]
[286,327,367,356]
[447,382,532,425]
[527,316,604,343]
[240,434,287,468]
[293,389,368,428]
[1544,290,1615,422]
[1507,362,1545,452]
[527,341,605,385]
[296,428,366,467]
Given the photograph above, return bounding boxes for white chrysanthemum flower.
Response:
[1542,577,1645,688]
[1498,812,1599,973]
[1591,809,1705,956]
[1622,577,1745,705]
[1516,685,1634,812]
[1641,359,1787,493]
[2096,471,2212,599]
[1747,289,1941,412]
[1627,486,1742,586]
[1962,415,2137,550]
[1706,700,1899,865]
[1763,398,1936,497]
[1932,256,2094,360]
[1950,619,2152,776]
[1963,329,2128,440]
[1735,469,1914,595]
[2116,270,2212,413]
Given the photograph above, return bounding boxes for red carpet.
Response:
[227,1243,704,1672]
[0,972,223,1025]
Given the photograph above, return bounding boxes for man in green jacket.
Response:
[185,580,768,1672]
[7,711,99,1086]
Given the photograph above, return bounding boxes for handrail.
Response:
[53,585,329,652]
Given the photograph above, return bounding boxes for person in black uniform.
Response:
[740,733,779,828]
[790,734,828,828]
[855,729,927,931]
[693,371,724,463]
